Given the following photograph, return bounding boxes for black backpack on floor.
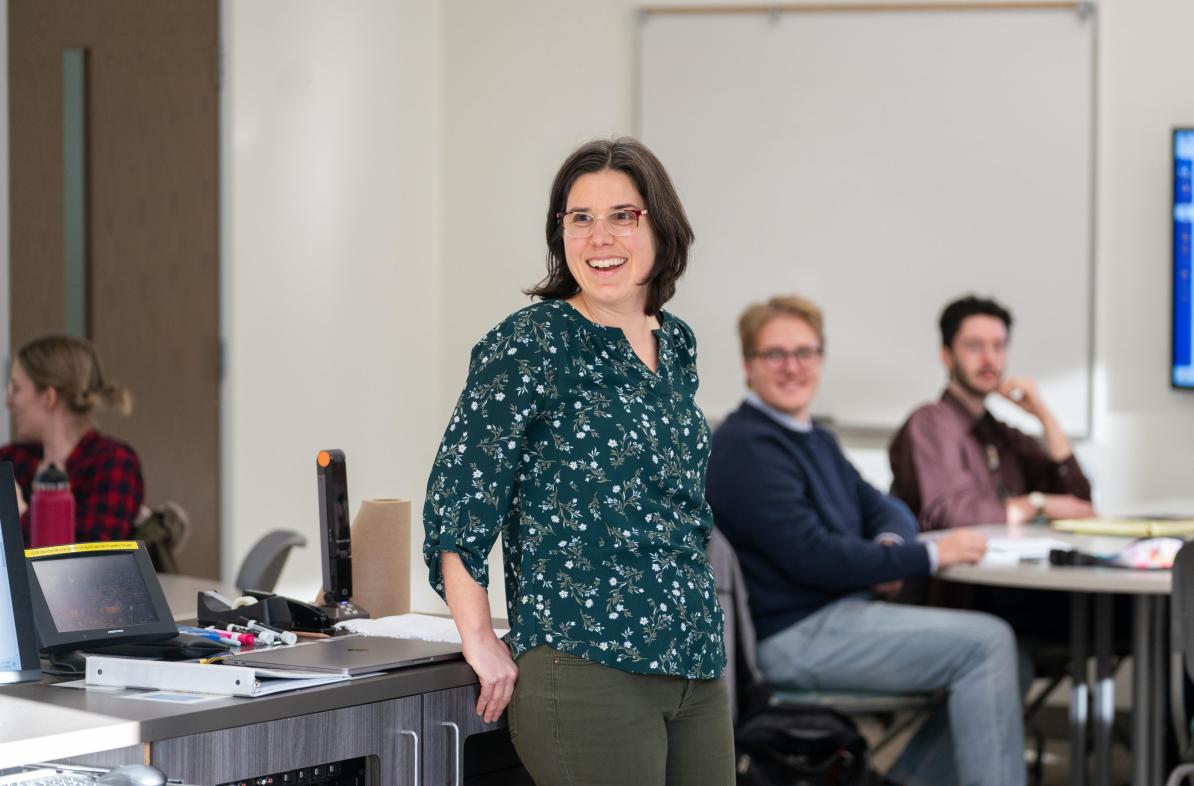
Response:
[733,684,886,786]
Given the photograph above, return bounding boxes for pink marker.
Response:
[208,627,255,646]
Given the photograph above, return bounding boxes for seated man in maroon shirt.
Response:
[889,294,1095,531]
[889,295,1111,646]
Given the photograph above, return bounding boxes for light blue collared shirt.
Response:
[742,392,939,574]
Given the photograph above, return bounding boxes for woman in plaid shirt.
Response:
[2,335,144,543]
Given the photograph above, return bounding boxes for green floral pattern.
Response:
[424,300,725,679]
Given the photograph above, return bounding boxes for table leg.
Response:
[1132,594,1154,786]
[1093,594,1113,786]
[1151,596,1168,786]
[1072,592,1090,786]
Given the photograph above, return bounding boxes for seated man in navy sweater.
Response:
[706,294,1025,786]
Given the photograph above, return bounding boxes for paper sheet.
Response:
[336,613,509,643]
[981,536,1073,565]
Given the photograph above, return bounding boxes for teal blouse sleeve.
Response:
[422,308,556,597]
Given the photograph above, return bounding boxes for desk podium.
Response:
[0,575,530,786]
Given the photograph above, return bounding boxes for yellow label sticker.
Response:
[25,541,140,558]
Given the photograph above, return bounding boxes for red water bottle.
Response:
[30,463,75,548]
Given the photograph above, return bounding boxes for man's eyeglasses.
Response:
[750,345,823,369]
[557,208,648,238]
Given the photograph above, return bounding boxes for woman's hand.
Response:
[440,550,519,723]
[461,631,519,723]
[14,480,26,516]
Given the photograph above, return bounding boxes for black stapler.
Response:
[244,589,335,633]
[196,590,335,634]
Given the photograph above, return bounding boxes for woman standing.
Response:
[423,138,733,785]
[3,334,144,542]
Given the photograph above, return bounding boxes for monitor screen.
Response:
[25,542,177,652]
[0,462,41,682]
[0,524,27,671]
[1174,128,1194,389]
[31,552,162,632]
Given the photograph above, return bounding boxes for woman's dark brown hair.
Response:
[526,137,694,316]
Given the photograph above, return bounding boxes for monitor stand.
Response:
[44,650,87,677]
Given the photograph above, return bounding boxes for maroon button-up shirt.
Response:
[888,390,1091,531]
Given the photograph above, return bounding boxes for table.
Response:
[0,576,526,785]
[929,524,1170,786]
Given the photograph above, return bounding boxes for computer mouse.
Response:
[96,764,166,786]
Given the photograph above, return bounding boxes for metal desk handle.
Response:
[397,728,419,786]
[440,721,462,786]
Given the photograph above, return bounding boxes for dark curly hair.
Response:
[939,295,1013,348]
[526,137,694,316]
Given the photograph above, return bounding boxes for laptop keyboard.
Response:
[0,769,99,786]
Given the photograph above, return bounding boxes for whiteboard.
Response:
[640,7,1095,435]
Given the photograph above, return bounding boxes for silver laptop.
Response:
[223,635,462,676]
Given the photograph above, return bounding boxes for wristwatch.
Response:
[1027,491,1047,520]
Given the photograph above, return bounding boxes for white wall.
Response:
[1086,0,1194,513]
[221,0,1194,620]
[221,0,447,610]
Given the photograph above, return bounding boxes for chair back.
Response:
[1174,540,1194,684]
[236,529,307,593]
[707,526,765,722]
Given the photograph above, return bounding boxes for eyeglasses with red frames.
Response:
[556,208,648,238]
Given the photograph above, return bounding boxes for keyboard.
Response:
[0,769,98,786]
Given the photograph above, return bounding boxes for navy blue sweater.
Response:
[706,402,932,641]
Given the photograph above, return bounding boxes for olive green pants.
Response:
[506,646,735,786]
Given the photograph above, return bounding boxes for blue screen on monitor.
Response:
[1174,129,1194,389]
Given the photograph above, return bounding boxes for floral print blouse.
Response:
[423,299,725,679]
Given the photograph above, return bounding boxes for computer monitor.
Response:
[0,462,42,682]
[25,540,177,653]
[1173,128,1194,389]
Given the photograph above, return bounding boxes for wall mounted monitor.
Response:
[1174,128,1194,389]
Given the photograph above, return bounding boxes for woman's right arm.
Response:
[424,309,555,721]
[442,551,519,723]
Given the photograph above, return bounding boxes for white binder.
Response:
[85,656,349,698]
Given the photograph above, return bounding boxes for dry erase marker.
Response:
[245,620,297,646]
[207,627,253,646]
[228,622,280,646]
[177,626,224,643]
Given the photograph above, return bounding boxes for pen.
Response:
[177,626,225,643]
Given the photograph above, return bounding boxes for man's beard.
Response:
[951,364,999,399]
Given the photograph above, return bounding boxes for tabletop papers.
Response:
[981,536,1073,565]
[335,613,509,643]
[1052,517,1194,538]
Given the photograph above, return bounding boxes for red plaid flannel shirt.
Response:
[0,430,144,543]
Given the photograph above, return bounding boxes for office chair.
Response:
[235,529,307,593]
[706,528,940,754]
[1165,541,1194,786]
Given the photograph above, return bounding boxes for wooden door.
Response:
[8,1,220,576]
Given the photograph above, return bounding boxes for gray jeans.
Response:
[507,646,735,786]
[758,598,1025,786]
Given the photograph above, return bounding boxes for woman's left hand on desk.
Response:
[463,631,519,724]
